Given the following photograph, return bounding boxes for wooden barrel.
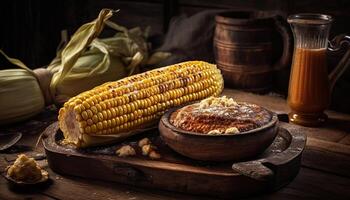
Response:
[214,11,292,93]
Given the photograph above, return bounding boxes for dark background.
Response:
[1,0,350,111]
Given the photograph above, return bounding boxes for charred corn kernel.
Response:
[100,93,107,101]
[87,119,93,126]
[59,61,223,148]
[106,101,111,109]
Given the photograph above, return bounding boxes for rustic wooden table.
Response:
[1,89,350,200]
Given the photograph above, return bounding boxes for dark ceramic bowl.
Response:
[159,104,279,161]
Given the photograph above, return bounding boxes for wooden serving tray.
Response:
[43,122,305,198]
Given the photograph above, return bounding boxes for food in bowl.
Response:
[159,96,278,161]
[170,96,272,135]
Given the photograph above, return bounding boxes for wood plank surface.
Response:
[339,135,350,145]
[1,89,350,200]
[258,167,350,200]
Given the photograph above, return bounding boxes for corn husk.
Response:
[48,9,170,104]
[0,9,170,125]
[48,42,128,103]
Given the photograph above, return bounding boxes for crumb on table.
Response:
[6,154,46,183]
[138,138,151,147]
[149,151,161,159]
[141,144,153,156]
[116,145,136,157]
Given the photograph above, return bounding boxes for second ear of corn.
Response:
[58,61,224,148]
[0,9,170,126]
[0,69,45,125]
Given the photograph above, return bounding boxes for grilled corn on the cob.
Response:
[59,61,223,147]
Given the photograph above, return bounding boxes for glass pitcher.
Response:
[287,14,350,126]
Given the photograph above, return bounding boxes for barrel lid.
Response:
[216,11,276,26]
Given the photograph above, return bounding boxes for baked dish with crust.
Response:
[159,96,278,161]
[170,96,272,135]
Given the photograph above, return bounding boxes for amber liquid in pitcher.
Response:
[287,13,350,126]
[288,48,330,119]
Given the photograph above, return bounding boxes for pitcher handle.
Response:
[328,34,350,92]
[273,16,294,70]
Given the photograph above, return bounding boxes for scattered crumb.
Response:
[207,129,221,135]
[117,138,161,159]
[138,138,150,147]
[225,127,240,134]
[141,144,161,159]
[149,151,161,159]
[116,145,136,157]
[141,144,152,156]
